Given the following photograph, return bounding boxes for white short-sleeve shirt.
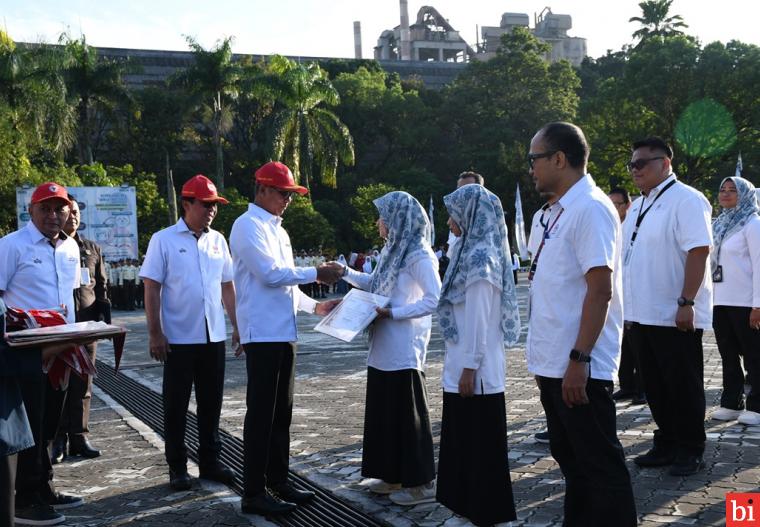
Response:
[621,175,713,328]
[527,175,623,381]
[139,219,233,344]
[0,223,80,323]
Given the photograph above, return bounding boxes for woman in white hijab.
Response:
[436,183,521,526]
[339,191,441,506]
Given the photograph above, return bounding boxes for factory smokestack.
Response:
[399,0,411,60]
[354,21,363,59]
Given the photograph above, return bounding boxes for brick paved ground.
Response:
[53,274,760,526]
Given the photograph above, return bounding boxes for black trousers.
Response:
[15,373,55,508]
[56,344,96,440]
[628,323,706,456]
[163,342,226,473]
[1,454,16,526]
[617,327,644,395]
[713,306,760,412]
[538,376,636,527]
[243,342,295,497]
[123,279,136,310]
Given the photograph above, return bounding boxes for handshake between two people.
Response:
[316,261,345,285]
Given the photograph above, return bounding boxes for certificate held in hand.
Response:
[314,289,391,342]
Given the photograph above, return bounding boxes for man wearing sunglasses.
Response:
[141,174,239,492]
[621,137,712,476]
[525,122,636,526]
[230,161,342,516]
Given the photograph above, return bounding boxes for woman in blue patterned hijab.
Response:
[435,183,520,526]
[710,175,760,425]
[339,190,441,505]
[438,184,521,346]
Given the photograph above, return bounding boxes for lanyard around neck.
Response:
[629,178,677,246]
[528,207,564,282]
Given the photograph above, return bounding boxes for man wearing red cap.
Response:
[140,175,239,491]
[230,161,343,516]
[0,182,83,525]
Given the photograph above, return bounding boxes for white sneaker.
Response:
[738,410,760,425]
[389,481,436,505]
[368,480,402,494]
[711,407,741,421]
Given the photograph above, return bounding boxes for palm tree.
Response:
[261,56,354,192]
[630,0,688,44]
[171,36,240,189]
[60,33,130,165]
[0,32,75,155]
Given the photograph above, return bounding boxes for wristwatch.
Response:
[677,296,695,307]
[569,349,591,363]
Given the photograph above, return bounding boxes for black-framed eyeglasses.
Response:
[527,151,557,170]
[200,201,218,209]
[626,156,665,172]
[269,187,294,200]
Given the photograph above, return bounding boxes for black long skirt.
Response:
[436,391,517,526]
[361,367,435,487]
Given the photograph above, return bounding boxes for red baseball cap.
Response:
[255,162,308,196]
[31,182,71,205]
[181,175,229,204]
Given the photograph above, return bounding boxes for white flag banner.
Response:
[514,184,529,260]
[428,195,435,246]
[736,153,743,178]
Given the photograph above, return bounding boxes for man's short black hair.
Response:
[608,187,630,204]
[458,171,484,185]
[632,136,673,159]
[538,122,590,170]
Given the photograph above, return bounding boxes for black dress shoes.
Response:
[271,482,315,505]
[241,490,297,515]
[69,436,101,458]
[631,393,648,405]
[169,470,192,491]
[50,438,66,465]
[669,455,705,476]
[199,464,235,485]
[612,389,635,401]
[634,446,676,467]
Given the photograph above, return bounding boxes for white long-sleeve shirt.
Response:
[230,204,318,344]
[442,280,505,394]
[343,255,441,372]
[713,216,760,308]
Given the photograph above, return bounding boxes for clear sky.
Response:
[4,0,760,60]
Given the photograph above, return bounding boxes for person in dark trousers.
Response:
[526,122,636,526]
[230,162,342,516]
[622,137,712,476]
[50,196,111,464]
[141,175,239,491]
[608,187,647,406]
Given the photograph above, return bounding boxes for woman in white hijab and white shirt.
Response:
[339,191,441,506]
[436,183,521,527]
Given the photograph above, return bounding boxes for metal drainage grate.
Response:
[94,360,387,527]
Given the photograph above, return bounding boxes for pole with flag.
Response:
[428,195,435,246]
[736,153,743,177]
[514,183,529,260]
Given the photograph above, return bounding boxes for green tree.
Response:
[262,56,354,192]
[630,0,688,45]
[281,197,335,250]
[60,34,130,165]
[171,36,240,189]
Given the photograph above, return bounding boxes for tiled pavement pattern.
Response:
[56,274,759,526]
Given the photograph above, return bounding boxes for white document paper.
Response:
[314,289,391,343]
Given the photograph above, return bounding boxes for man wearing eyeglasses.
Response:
[230,161,342,516]
[525,123,636,527]
[0,182,84,525]
[621,137,712,477]
[141,174,239,492]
